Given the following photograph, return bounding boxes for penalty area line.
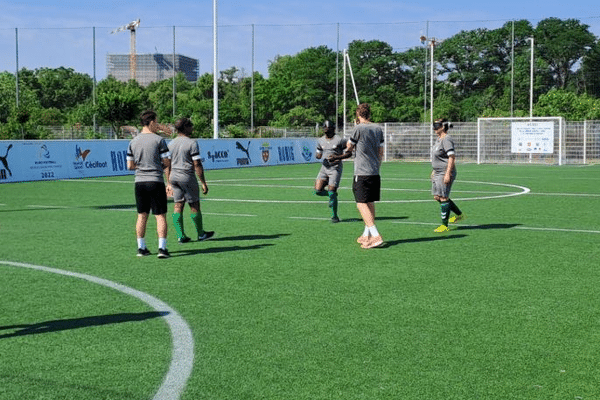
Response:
[0,261,194,400]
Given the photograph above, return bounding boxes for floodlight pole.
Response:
[15,28,19,109]
[213,0,219,139]
[420,35,437,155]
[528,37,534,119]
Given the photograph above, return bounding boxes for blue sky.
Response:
[1,1,599,79]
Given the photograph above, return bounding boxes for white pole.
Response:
[583,120,587,164]
[343,49,347,136]
[430,39,434,159]
[510,20,514,117]
[345,52,359,105]
[529,37,534,119]
[213,0,219,139]
[477,118,481,164]
[384,123,388,162]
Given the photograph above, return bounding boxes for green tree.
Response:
[34,67,93,110]
[95,77,143,133]
[535,18,596,91]
[535,89,600,120]
[0,71,43,139]
[267,46,337,124]
[581,40,600,97]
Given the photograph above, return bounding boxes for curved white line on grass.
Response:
[0,261,193,400]
[204,180,531,204]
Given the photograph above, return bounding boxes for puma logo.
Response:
[0,144,12,176]
[235,141,251,162]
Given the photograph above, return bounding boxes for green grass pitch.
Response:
[1,161,599,400]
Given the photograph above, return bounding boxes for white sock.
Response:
[362,226,370,237]
[137,238,146,249]
[368,225,380,237]
[159,238,167,250]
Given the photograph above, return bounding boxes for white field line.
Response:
[391,221,600,234]
[0,261,194,400]
[529,192,600,197]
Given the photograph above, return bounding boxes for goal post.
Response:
[477,117,565,165]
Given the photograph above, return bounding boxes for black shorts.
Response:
[352,175,381,203]
[135,181,168,215]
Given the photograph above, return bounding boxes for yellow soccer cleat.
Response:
[434,225,450,233]
[449,214,466,224]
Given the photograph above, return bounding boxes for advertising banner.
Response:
[0,138,318,183]
[511,121,554,154]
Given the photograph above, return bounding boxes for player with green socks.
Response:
[167,118,214,243]
[431,118,465,233]
[314,120,347,223]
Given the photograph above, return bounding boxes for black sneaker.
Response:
[331,216,340,223]
[137,248,151,257]
[157,248,171,259]
[198,231,215,241]
[178,236,191,244]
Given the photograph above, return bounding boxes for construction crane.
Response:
[111,19,141,81]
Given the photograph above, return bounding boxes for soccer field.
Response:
[1,161,599,400]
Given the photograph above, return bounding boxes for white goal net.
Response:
[477,117,565,165]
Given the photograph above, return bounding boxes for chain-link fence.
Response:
[2,17,600,111]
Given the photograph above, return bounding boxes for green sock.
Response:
[440,201,450,226]
[191,212,204,236]
[328,191,338,218]
[448,199,462,216]
[314,189,328,196]
[172,212,185,239]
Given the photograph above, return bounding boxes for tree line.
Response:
[1,17,600,139]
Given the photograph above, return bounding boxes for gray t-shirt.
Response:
[349,123,384,176]
[126,133,170,182]
[431,135,455,172]
[168,135,201,181]
[316,135,347,170]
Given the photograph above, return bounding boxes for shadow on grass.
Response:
[93,199,176,210]
[170,243,275,256]
[210,233,291,241]
[455,223,521,231]
[92,204,136,210]
[339,216,409,223]
[0,311,168,339]
[383,234,468,248]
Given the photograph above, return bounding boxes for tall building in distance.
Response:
[106,53,199,86]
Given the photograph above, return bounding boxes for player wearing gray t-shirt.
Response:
[167,118,214,243]
[314,120,346,222]
[349,123,384,177]
[127,110,171,258]
[430,118,464,233]
[330,104,384,249]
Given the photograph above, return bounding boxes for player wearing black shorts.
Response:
[127,110,172,258]
[330,103,384,248]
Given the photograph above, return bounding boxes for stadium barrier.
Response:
[0,138,318,184]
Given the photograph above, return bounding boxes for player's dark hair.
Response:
[175,117,192,133]
[433,118,453,132]
[356,103,371,121]
[140,110,157,127]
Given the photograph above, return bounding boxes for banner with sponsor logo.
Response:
[200,138,317,169]
[511,121,554,154]
[0,138,318,183]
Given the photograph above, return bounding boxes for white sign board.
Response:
[511,121,554,154]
